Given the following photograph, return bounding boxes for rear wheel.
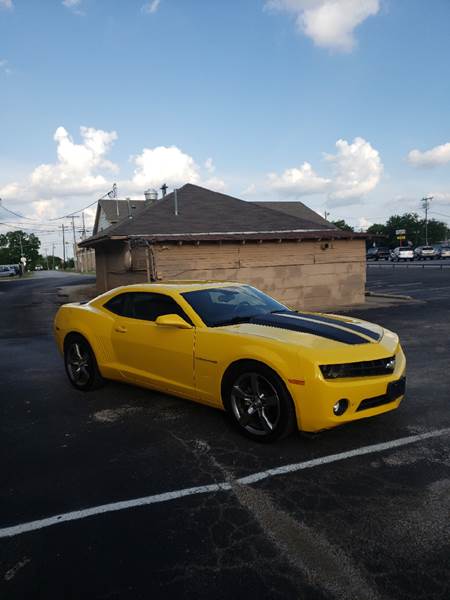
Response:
[64,334,105,391]
[223,363,296,442]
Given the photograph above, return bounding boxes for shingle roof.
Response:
[94,199,145,230]
[81,184,355,247]
[100,198,145,221]
[253,201,336,229]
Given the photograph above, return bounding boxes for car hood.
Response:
[217,311,397,358]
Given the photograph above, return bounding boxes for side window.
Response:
[104,293,128,316]
[125,293,193,324]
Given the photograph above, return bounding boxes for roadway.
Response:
[0,271,449,599]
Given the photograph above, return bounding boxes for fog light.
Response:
[333,399,348,416]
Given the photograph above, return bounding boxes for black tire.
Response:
[222,362,296,443]
[64,333,105,391]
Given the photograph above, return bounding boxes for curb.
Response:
[365,291,413,301]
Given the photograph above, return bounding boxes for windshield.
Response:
[181,285,287,327]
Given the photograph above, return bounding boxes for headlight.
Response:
[320,356,396,379]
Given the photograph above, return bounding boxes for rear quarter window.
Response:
[104,293,127,316]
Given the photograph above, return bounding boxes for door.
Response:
[110,292,196,398]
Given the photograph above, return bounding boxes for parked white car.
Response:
[390,247,414,261]
[414,246,438,260]
[437,245,450,259]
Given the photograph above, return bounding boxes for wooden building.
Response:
[79,184,366,310]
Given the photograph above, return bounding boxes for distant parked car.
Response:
[414,246,438,260]
[35,265,43,271]
[435,245,450,259]
[366,247,390,261]
[0,265,16,277]
[390,247,414,262]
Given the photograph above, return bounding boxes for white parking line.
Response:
[1,428,449,540]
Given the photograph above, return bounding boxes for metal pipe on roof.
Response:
[174,189,178,216]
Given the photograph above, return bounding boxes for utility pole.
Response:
[421,196,433,245]
[67,216,80,271]
[81,211,86,239]
[52,243,55,270]
[61,224,66,269]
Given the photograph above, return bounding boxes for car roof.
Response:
[105,281,245,295]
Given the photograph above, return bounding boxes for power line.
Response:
[430,210,450,219]
[0,183,114,224]
[48,198,99,221]
[0,201,39,221]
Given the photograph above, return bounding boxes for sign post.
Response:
[395,229,406,246]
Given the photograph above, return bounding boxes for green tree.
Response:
[384,213,421,247]
[0,230,41,269]
[366,213,448,247]
[331,219,354,232]
[425,219,448,244]
[46,255,63,269]
[366,223,387,237]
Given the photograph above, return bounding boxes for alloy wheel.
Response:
[230,372,281,436]
[66,342,91,386]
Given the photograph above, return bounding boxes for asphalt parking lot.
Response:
[0,269,449,600]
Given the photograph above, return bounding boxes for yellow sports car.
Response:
[54,282,406,442]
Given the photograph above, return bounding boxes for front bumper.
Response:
[289,347,406,432]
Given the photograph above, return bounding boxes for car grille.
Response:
[357,377,406,411]
[320,356,396,379]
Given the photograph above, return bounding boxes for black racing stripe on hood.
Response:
[249,314,369,345]
[285,311,381,341]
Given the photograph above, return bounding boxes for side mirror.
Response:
[155,314,193,330]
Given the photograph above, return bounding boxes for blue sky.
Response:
[1,0,450,250]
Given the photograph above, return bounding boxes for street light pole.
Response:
[421,196,433,245]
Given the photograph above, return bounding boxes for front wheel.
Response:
[64,334,105,391]
[223,363,296,442]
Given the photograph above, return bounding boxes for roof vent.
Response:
[144,189,158,205]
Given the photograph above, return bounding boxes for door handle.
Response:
[114,325,127,333]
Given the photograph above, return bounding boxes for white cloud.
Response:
[203,176,226,192]
[142,0,160,15]
[265,0,380,51]
[30,126,118,197]
[422,192,450,207]
[0,0,13,10]
[0,181,23,199]
[62,0,84,15]
[129,146,225,194]
[265,137,382,206]
[130,146,200,190]
[32,199,65,221]
[267,162,330,196]
[358,216,372,230]
[407,142,450,168]
[0,128,226,223]
[326,136,383,205]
